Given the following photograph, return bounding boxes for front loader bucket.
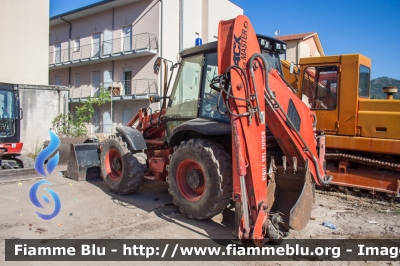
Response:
[269,159,315,231]
[44,137,98,165]
[65,143,101,181]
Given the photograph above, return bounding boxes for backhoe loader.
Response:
[67,15,331,244]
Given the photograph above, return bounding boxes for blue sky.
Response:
[50,0,400,79]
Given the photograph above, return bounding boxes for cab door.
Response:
[164,54,204,137]
[300,65,340,133]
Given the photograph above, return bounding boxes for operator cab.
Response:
[257,34,286,75]
[164,35,287,138]
[0,84,20,144]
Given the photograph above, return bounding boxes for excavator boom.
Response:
[218,16,268,243]
[217,15,331,244]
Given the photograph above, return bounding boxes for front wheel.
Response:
[167,138,232,219]
[100,134,147,194]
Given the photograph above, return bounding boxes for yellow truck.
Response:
[282,55,400,197]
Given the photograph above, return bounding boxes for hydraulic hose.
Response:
[248,53,332,185]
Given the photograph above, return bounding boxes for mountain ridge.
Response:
[370,77,400,99]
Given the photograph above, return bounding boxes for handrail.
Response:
[49,32,158,65]
[70,78,157,99]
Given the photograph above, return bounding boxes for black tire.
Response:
[100,134,147,194]
[15,154,35,168]
[167,138,232,219]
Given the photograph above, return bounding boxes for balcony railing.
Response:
[121,78,158,96]
[70,78,158,100]
[49,32,158,65]
[92,123,114,134]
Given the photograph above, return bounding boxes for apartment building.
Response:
[0,0,70,153]
[49,0,242,133]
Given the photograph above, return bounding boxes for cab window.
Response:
[302,66,338,110]
[165,54,203,118]
[359,65,370,98]
[199,52,229,122]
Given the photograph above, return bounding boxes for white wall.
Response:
[0,0,49,85]
[161,0,243,54]
[182,0,203,49]
[181,0,243,49]
[159,0,180,105]
[161,0,243,99]
[20,87,68,153]
[299,42,311,59]
[0,1,67,154]
[204,0,243,43]
[285,41,298,63]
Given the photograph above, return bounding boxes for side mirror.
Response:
[289,62,300,76]
[149,94,162,103]
[153,57,162,75]
[289,62,295,74]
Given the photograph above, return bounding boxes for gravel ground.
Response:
[1,165,399,265]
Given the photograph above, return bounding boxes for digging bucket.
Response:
[268,159,315,231]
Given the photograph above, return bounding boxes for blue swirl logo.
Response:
[30,130,61,220]
[35,130,60,177]
[29,180,61,220]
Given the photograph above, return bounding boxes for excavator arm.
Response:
[216,15,332,245]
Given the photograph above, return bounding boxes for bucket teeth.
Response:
[282,156,287,173]
[267,156,276,179]
[293,157,297,174]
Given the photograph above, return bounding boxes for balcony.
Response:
[50,32,158,69]
[69,78,158,102]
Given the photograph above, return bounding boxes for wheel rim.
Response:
[176,159,206,202]
[105,148,123,181]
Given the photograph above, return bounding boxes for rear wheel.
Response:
[167,138,232,219]
[100,134,147,194]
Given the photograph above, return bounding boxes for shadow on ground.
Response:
[86,177,237,241]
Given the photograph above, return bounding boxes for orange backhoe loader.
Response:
[67,15,331,244]
[282,55,400,197]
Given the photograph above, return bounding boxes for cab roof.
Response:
[180,34,286,58]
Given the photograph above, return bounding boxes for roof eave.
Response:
[312,34,325,56]
[49,0,143,26]
[50,0,115,21]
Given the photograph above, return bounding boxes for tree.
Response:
[52,88,111,137]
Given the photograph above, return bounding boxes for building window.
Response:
[55,76,61,86]
[74,73,80,87]
[74,37,80,52]
[122,26,132,52]
[104,70,113,88]
[71,108,77,120]
[92,33,101,57]
[122,109,132,125]
[123,70,132,95]
[359,65,370,98]
[54,42,61,63]
[92,71,100,96]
